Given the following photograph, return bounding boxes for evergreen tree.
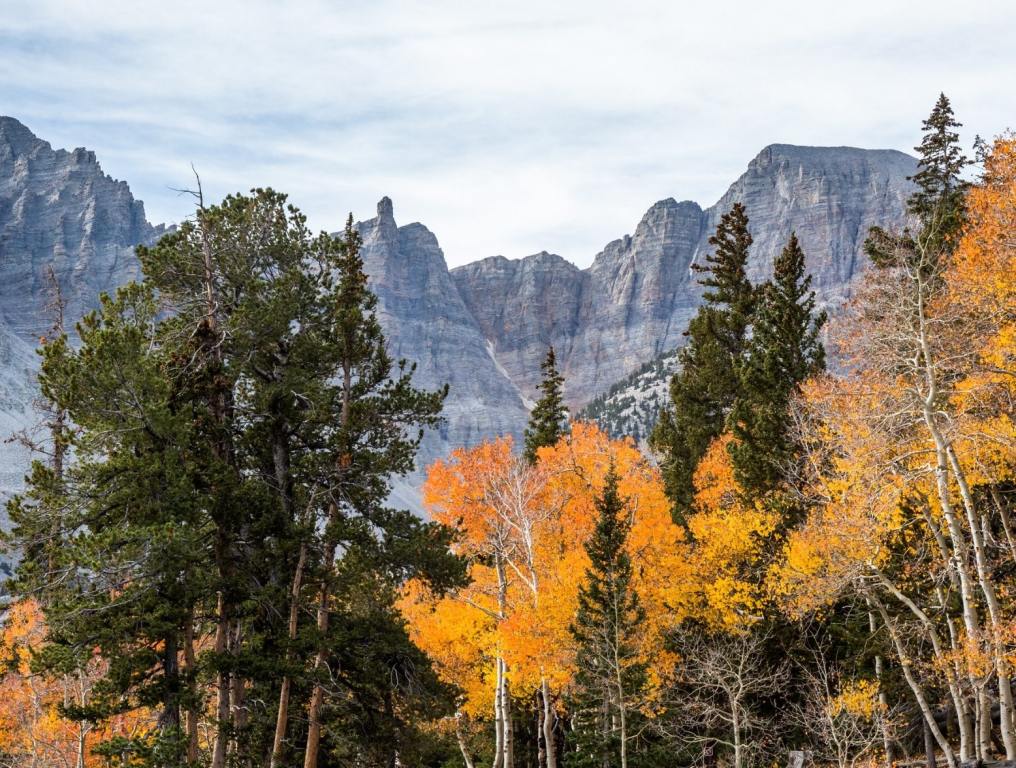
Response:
[6,284,210,765]
[866,93,970,268]
[568,464,647,768]
[908,92,970,243]
[300,214,461,768]
[523,346,569,464]
[650,204,757,520]
[729,233,825,498]
[6,191,464,767]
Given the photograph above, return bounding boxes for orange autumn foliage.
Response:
[684,433,778,628]
[773,141,1016,617]
[0,599,152,767]
[401,423,686,717]
[943,135,1016,489]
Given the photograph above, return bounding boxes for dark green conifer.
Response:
[866,94,970,268]
[908,92,970,243]
[650,204,757,520]
[5,191,464,767]
[568,464,647,768]
[728,233,825,498]
[523,345,569,464]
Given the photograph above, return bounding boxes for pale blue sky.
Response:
[3,0,1014,266]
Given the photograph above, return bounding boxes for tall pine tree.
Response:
[568,463,647,768]
[6,191,464,768]
[523,345,569,464]
[908,93,970,245]
[299,214,459,768]
[650,203,757,520]
[728,232,825,498]
[866,93,970,268]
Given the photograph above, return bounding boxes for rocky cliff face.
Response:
[0,118,170,521]
[0,117,917,514]
[453,144,916,409]
[0,117,165,341]
[355,198,531,472]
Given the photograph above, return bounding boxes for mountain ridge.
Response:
[0,117,917,512]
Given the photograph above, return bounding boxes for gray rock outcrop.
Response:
[355,198,531,468]
[0,117,165,341]
[0,117,918,515]
[453,144,916,408]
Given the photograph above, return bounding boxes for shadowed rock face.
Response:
[0,117,165,341]
[354,198,531,466]
[0,116,916,513]
[453,144,916,409]
[0,118,170,523]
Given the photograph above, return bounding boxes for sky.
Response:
[3,0,1015,268]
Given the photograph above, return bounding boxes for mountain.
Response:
[454,145,916,409]
[577,347,681,445]
[0,117,166,341]
[0,117,918,515]
[354,197,531,476]
[0,118,170,523]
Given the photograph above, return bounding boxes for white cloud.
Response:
[2,0,1014,266]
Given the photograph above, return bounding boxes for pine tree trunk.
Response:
[303,358,353,768]
[183,610,200,764]
[615,655,628,768]
[211,590,232,768]
[159,630,181,734]
[303,536,338,768]
[271,541,307,768]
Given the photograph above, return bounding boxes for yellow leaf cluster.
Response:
[829,678,882,720]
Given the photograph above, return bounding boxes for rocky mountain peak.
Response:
[0,118,167,341]
[0,120,919,513]
[0,117,51,157]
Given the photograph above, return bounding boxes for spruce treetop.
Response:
[523,345,568,464]
[908,93,970,233]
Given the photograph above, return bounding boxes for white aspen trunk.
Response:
[977,687,990,761]
[871,596,957,768]
[503,677,514,768]
[542,677,557,768]
[731,698,742,768]
[492,658,505,768]
[456,711,477,768]
[945,444,1016,759]
[914,264,998,761]
[990,486,1016,568]
[875,569,971,756]
[868,610,893,768]
[936,584,975,760]
[922,412,982,762]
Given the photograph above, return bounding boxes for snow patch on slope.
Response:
[485,339,536,411]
